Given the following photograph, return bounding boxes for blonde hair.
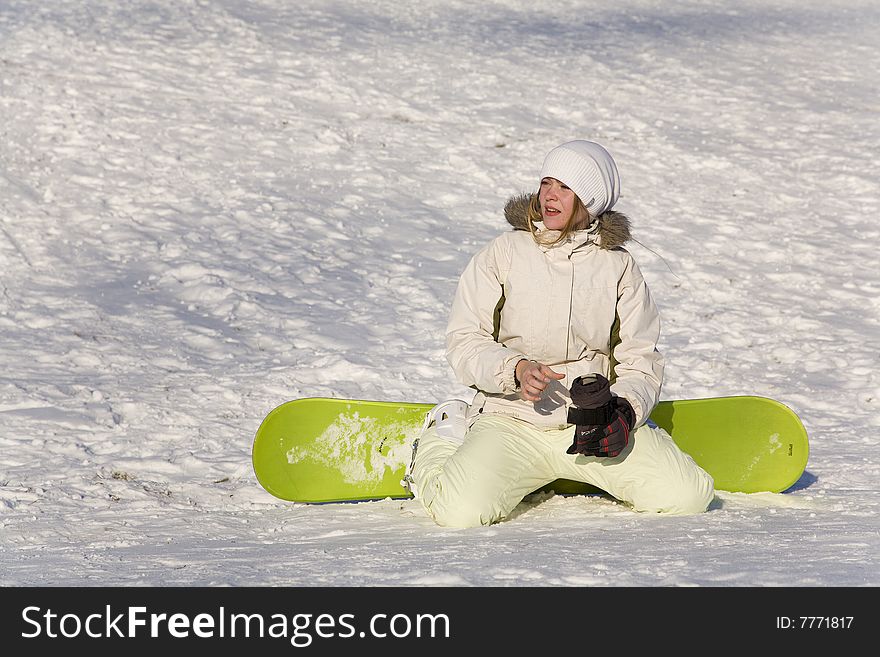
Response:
[526,192,592,246]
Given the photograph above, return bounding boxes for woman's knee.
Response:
[632,469,715,515]
[422,486,504,527]
[416,416,549,527]
[614,426,715,514]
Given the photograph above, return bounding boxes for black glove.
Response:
[566,374,635,458]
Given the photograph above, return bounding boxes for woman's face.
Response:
[538,177,585,230]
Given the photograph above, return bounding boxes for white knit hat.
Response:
[539,140,621,217]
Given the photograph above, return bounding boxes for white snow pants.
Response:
[411,414,715,528]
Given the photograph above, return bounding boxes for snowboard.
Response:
[252,396,809,503]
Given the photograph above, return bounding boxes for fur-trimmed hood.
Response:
[503,193,631,250]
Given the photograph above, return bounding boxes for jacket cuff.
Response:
[502,355,528,394]
[620,394,648,427]
[614,397,636,430]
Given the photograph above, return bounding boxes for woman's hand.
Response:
[516,359,565,402]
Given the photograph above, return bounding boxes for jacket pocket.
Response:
[569,285,618,353]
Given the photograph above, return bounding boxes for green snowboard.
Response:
[252,396,809,503]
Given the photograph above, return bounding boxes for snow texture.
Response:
[0,0,877,587]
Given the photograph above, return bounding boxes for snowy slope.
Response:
[0,0,877,587]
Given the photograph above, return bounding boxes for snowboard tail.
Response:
[252,396,809,503]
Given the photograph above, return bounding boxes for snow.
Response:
[0,0,878,588]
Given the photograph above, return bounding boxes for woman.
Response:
[404,140,714,527]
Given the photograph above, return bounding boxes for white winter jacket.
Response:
[446,195,664,429]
